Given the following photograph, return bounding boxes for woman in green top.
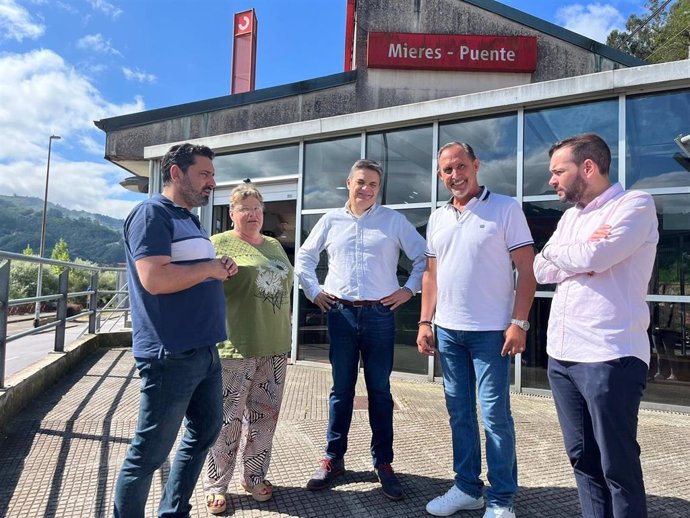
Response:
[204,182,293,515]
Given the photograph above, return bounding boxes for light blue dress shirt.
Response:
[295,204,426,302]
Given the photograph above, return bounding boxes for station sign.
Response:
[367,32,537,73]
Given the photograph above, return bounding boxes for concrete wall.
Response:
[353,0,625,110]
[104,83,357,162]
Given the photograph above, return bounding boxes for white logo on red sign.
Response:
[235,11,253,35]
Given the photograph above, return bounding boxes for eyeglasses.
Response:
[233,206,263,214]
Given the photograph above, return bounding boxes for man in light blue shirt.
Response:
[295,159,426,501]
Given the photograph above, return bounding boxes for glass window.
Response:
[524,100,618,196]
[626,89,690,189]
[214,144,299,183]
[296,213,330,363]
[651,194,690,296]
[439,113,518,197]
[524,200,570,291]
[366,125,433,205]
[649,302,690,406]
[517,302,547,390]
[303,136,361,209]
[394,208,430,375]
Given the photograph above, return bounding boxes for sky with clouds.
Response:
[0,0,644,220]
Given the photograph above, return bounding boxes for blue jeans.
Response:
[113,346,223,518]
[548,357,648,518]
[325,302,396,467]
[436,327,517,508]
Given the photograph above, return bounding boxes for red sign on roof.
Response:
[367,32,537,73]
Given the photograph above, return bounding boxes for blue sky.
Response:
[0,0,645,219]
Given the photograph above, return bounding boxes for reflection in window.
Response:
[366,126,433,205]
[303,136,361,209]
[649,301,690,406]
[524,200,569,291]
[393,208,430,374]
[297,214,330,364]
[214,145,299,183]
[524,99,618,196]
[626,89,690,189]
[300,214,329,283]
[439,114,518,197]
[296,291,329,364]
[651,194,690,297]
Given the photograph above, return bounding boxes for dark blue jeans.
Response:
[436,327,517,508]
[548,356,648,518]
[325,302,396,467]
[113,346,223,518]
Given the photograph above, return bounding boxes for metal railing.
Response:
[0,251,129,388]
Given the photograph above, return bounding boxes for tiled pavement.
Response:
[1,347,689,518]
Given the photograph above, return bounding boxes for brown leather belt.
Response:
[336,298,380,307]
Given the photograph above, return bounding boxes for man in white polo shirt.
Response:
[534,133,658,518]
[417,142,536,518]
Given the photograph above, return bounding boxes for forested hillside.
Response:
[0,195,125,265]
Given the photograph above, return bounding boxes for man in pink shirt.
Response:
[534,133,658,518]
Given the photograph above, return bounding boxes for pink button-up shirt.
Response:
[533,183,658,365]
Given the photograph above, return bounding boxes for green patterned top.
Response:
[211,231,293,359]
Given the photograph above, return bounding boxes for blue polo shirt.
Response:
[124,194,226,358]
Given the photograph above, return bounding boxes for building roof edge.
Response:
[462,0,646,67]
[94,70,358,132]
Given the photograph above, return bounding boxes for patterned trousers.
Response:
[203,354,288,493]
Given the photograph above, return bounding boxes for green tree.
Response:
[50,237,70,275]
[607,0,690,63]
[23,244,34,255]
[648,0,690,63]
[9,260,57,300]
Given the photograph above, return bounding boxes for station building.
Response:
[96,0,690,410]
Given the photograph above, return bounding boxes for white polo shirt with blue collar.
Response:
[426,188,533,331]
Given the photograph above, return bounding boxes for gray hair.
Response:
[348,159,384,180]
[436,142,478,171]
[228,181,264,211]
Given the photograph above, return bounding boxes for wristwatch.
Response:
[510,319,530,331]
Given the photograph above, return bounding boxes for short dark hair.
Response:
[349,159,384,180]
[437,142,477,171]
[161,143,215,184]
[549,133,611,176]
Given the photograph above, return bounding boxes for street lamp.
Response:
[34,134,62,328]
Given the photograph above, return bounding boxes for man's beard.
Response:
[179,176,210,207]
[561,173,586,204]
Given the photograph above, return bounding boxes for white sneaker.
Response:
[483,506,516,518]
[426,485,485,516]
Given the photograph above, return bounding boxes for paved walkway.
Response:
[1,347,689,518]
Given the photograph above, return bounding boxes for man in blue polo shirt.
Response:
[114,143,238,518]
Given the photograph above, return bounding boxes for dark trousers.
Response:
[325,302,396,467]
[548,356,648,518]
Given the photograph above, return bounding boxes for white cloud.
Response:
[122,66,157,83]
[76,33,122,56]
[55,1,78,13]
[0,0,45,41]
[555,3,626,43]
[86,0,122,19]
[0,49,146,218]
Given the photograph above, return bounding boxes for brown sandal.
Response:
[241,480,273,502]
[206,493,227,515]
